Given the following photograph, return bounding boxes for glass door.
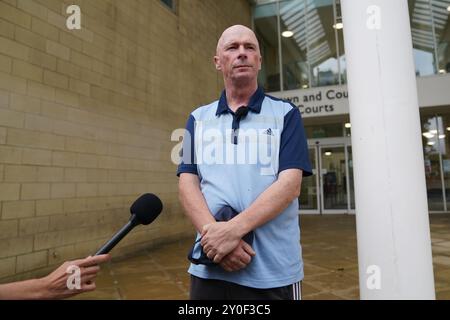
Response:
[299,147,320,213]
[320,145,349,213]
[300,138,355,214]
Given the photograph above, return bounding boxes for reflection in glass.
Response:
[308,0,340,87]
[431,0,450,74]
[254,0,445,91]
[408,0,437,75]
[280,0,310,90]
[334,0,346,83]
[253,0,347,90]
[254,2,281,92]
[160,0,174,10]
[299,148,318,209]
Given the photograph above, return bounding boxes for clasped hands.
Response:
[201,220,255,272]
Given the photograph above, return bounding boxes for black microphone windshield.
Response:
[130,193,163,225]
[94,193,163,255]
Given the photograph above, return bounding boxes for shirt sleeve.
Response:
[278,106,313,176]
[176,114,198,177]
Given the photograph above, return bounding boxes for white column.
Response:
[340,0,435,299]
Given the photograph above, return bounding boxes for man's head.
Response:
[214,25,262,86]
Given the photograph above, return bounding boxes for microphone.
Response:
[94,193,163,255]
[232,106,249,144]
[235,106,249,121]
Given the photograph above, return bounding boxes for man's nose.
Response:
[237,46,247,59]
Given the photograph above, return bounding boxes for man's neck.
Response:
[224,82,258,112]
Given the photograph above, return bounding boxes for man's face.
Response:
[214,27,262,84]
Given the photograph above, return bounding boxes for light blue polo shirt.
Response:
[177,87,312,289]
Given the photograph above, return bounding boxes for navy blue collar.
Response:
[216,87,265,116]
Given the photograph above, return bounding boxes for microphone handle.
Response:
[94,218,137,255]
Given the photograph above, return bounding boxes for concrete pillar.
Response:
[340,0,435,299]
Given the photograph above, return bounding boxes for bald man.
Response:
[177,25,312,300]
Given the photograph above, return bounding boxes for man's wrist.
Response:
[229,213,251,238]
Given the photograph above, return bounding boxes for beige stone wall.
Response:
[0,0,251,281]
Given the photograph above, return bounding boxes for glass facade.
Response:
[409,0,438,76]
[304,120,350,138]
[256,1,450,212]
[254,2,281,91]
[305,122,343,138]
[431,1,450,73]
[302,115,450,213]
[160,0,176,12]
[280,0,309,90]
[301,121,354,213]
[408,0,450,75]
[254,0,345,91]
[301,114,450,213]
[421,111,450,212]
[253,0,450,91]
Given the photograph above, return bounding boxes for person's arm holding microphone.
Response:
[0,193,162,300]
[0,254,110,300]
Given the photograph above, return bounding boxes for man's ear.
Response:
[214,56,221,70]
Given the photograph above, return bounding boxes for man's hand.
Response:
[201,220,244,263]
[219,240,256,272]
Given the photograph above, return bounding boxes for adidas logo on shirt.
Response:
[263,128,274,136]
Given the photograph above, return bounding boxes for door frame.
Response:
[300,137,355,215]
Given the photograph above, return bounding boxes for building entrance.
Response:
[299,137,355,214]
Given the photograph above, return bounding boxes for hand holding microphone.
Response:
[0,193,163,300]
[94,193,163,255]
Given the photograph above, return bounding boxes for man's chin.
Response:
[231,74,255,85]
